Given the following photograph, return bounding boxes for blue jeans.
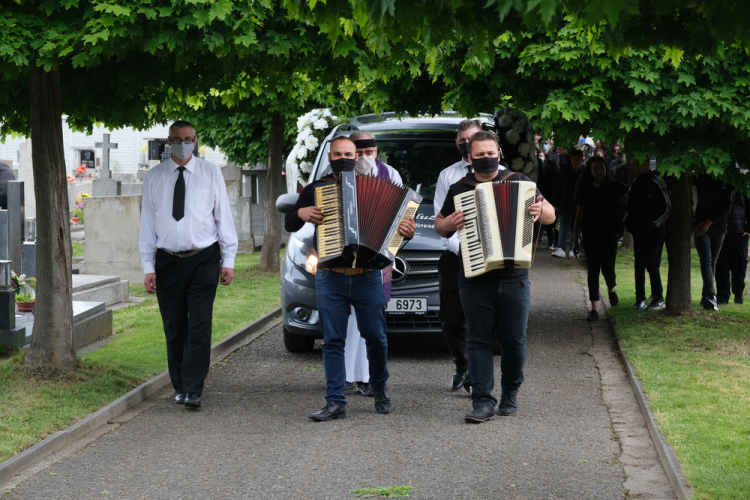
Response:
[315,268,389,405]
[459,279,531,409]
[558,213,574,252]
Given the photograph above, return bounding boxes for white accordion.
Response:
[454,180,537,278]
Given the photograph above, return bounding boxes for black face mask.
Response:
[330,157,356,175]
[471,155,499,174]
[458,142,471,160]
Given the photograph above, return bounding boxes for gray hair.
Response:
[350,130,375,141]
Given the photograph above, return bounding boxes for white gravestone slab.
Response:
[17,140,35,218]
[83,196,143,283]
[92,133,121,196]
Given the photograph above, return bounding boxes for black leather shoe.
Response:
[608,290,619,307]
[735,296,744,305]
[585,310,599,322]
[356,382,374,397]
[345,381,356,391]
[372,385,391,414]
[451,369,469,391]
[632,298,647,310]
[174,393,186,405]
[702,295,718,311]
[647,297,665,310]
[464,406,496,423]
[184,393,201,408]
[497,393,518,416]
[308,401,346,421]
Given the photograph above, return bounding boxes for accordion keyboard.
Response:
[454,191,487,277]
[315,184,344,259]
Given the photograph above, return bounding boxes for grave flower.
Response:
[313,118,328,130]
[305,136,319,150]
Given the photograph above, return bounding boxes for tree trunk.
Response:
[259,111,285,271]
[24,69,76,371]
[665,173,693,315]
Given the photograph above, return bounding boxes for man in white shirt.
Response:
[434,119,504,392]
[139,120,238,409]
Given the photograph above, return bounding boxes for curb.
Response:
[0,306,282,485]
[598,287,692,500]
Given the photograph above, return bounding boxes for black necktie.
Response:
[172,167,186,221]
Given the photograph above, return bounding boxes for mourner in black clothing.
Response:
[435,131,555,424]
[552,149,584,258]
[539,155,560,249]
[573,156,629,321]
[715,193,750,305]
[625,159,671,310]
[693,174,735,310]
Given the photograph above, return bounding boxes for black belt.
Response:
[158,246,209,259]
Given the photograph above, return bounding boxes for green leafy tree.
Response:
[0,0,291,370]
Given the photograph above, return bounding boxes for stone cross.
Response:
[95,133,118,179]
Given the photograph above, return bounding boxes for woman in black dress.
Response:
[573,156,629,321]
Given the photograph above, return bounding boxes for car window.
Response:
[313,131,461,202]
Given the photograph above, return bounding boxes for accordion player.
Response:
[454,179,537,278]
[314,171,422,269]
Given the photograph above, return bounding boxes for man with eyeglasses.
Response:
[139,120,238,410]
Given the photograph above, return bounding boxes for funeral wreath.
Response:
[289,109,345,186]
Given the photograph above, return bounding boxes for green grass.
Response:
[350,486,412,498]
[72,242,83,258]
[0,252,281,464]
[608,248,750,500]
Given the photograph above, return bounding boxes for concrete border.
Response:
[0,306,281,484]
[599,291,692,500]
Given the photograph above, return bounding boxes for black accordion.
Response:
[314,171,422,269]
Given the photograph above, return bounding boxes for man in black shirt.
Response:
[435,131,555,423]
[285,136,415,421]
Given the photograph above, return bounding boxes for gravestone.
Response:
[112,173,134,184]
[0,260,25,349]
[136,170,149,181]
[222,165,253,252]
[83,196,143,283]
[17,141,35,218]
[6,181,24,273]
[91,134,121,196]
[121,183,143,196]
[16,301,113,350]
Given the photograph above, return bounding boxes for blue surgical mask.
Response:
[171,142,194,160]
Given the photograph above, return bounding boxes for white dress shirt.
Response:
[139,156,238,274]
[434,158,505,254]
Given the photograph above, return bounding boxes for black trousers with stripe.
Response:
[155,242,221,395]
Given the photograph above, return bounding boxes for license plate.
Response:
[386,297,427,315]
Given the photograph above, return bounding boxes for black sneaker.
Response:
[464,406,496,423]
[345,381,356,391]
[735,296,744,305]
[451,369,469,391]
[632,298,647,310]
[702,296,718,311]
[497,393,518,416]
[717,299,729,306]
[608,290,619,307]
[308,401,346,421]
[647,297,665,310]
[586,310,599,322]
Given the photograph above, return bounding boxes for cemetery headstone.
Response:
[113,173,134,184]
[0,211,7,260]
[83,195,143,283]
[17,140,35,218]
[7,181,23,273]
[0,261,25,349]
[222,165,253,252]
[121,183,143,196]
[136,170,149,181]
[91,133,121,196]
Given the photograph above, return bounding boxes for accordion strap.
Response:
[457,170,543,266]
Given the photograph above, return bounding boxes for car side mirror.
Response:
[276,193,299,214]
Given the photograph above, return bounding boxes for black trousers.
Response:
[438,251,468,372]
[633,227,665,300]
[716,233,749,302]
[155,242,221,395]
[583,231,618,301]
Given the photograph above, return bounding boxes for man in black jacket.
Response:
[693,174,735,310]
[625,159,671,310]
[552,149,583,259]
[715,193,750,305]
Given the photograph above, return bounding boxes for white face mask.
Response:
[355,154,376,174]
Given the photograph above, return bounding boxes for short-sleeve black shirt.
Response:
[440,171,541,284]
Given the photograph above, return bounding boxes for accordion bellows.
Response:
[454,180,536,277]
[315,171,422,269]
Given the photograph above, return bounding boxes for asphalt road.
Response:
[9,255,627,499]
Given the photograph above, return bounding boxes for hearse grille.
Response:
[392,250,442,290]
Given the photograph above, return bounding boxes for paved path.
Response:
[8,254,666,499]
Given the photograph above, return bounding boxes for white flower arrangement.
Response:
[493,106,539,182]
[506,129,520,145]
[511,157,525,171]
[518,142,531,157]
[290,109,345,185]
[523,162,535,175]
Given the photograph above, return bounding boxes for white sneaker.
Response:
[565,250,572,260]
[569,251,575,258]
[551,248,566,258]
